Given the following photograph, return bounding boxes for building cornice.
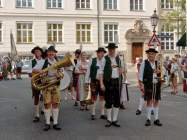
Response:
[0,12,152,19]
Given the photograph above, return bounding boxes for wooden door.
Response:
[132,43,143,63]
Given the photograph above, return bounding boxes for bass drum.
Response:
[60,70,70,91]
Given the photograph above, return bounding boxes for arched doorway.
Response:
[125,20,151,63]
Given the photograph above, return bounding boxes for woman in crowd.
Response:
[75,52,89,110]
[170,58,180,95]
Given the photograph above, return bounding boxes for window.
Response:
[76,24,91,43]
[160,25,175,50]
[47,23,63,43]
[47,0,63,8]
[104,23,118,43]
[130,0,144,11]
[16,0,33,8]
[161,0,173,9]
[104,0,118,10]
[17,22,33,43]
[0,23,2,43]
[76,0,90,9]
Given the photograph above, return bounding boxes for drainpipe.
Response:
[177,0,180,54]
[97,0,101,48]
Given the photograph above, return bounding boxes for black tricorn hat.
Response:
[75,49,81,54]
[96,47,107,53]
[145,48,158,53]
[106,43,118,49]
[31,46,43,54]
[47,45,58,53]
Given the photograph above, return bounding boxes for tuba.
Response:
[32,54,74,90]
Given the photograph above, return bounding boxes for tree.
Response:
[160,0,186,36]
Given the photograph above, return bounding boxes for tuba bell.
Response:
[32,54,74,90]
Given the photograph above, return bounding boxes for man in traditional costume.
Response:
[85,47,107,120]
[42,46,62,131]
[139,47,162,127]
[103,43,123,127]
[72,49,81,106]
[31,46,45,122]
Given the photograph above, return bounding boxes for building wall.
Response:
[0,0,159,62]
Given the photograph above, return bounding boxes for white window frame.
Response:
[47,0,63,9]
[0,0,2,7]
[104,23,119,44]
[104,0,118,10]
[130,0,144,11]
[76,23,92,44]
[47,22,64,43]
[160,25,175,50]
[160,0,174,9]
[76,0,91,9]
[16,22,33,44]
[0,22,2,43]
[16,0,33,8]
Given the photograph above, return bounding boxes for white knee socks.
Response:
[100,101,105,116]
[35,105,40,117]
[91,102,96,115]
[52,108,59,125]
[138,97,144,111]
[106,109,112,122]
[154,107,159,120]
[146,107,152,120]
[44,109,51,125]
[113,108,119,122]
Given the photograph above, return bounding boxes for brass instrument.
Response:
[32,55,74,90]
[157,53,165,83]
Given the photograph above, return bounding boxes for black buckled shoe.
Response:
[112,121,121,127]
[145,119,151,126]
[91,115,96,120]
[53,124,61,130]
[41,110,44,115]
[43,124,50,131]
[120,104,126,110]
[136,109,142,115]
[33,116,40,123]
[74,101,78,106]
[105,120,112,128]
[154,120,162,127]
[100,115,107,120]
[151,110,154,115]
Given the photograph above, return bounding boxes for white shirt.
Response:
[75,59,89,74]
[110,56,120,79]
[85,57,105,83]
[139,59,156,82]
[47,58,57,77]
[32,58,45,71]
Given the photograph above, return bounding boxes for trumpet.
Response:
[32,54,74,90]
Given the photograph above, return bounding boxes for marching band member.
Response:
[85,47,107,120]
[139,47,162,127]
[75,52,89,110]
[42,46,61,131]
[72,49,81,106]
[103,43,123,128]
[31,46,45,122]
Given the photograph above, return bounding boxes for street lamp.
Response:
[150,9,159,33]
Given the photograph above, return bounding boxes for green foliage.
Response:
[160,0,186,35]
